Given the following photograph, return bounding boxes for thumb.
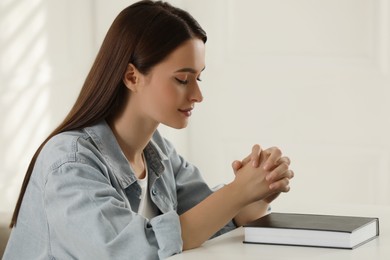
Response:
[231,160,242,175]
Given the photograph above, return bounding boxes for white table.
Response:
[169,205,390,260]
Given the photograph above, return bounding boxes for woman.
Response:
[4,1,293,259]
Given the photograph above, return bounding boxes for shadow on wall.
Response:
[0,0,55,213]
[0,0,52,254]
[1,0,94,213]
[0,0,97,256]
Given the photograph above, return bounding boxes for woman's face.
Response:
[137,38,205,129]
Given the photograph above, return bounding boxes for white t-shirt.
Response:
[136,154,159,220]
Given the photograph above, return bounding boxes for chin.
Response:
[164,120,189,130]
[171,123,188,130]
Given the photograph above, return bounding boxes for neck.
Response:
[108,101,158,178]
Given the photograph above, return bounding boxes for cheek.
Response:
[146,82,180,110]
[156,81,181,102]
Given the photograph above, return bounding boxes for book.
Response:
[243,212,379,249]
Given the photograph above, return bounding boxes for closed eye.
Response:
[175,78,189,85]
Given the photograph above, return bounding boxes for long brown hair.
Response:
[10,0,207,228]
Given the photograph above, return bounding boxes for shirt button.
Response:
[151,189,158,196]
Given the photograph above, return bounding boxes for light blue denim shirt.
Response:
[4,120,236,259]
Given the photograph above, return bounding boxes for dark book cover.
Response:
[244,212,380,249]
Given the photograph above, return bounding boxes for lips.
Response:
[178,107,193,117]
[179,107,193,112]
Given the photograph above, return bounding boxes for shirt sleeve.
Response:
[45,159,182,260]
[162,138,237,238]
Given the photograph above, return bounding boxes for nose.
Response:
[190,82,203,103]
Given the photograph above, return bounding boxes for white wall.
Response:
[0,0,96,212]
[186,0,390,210]
[1,0,389,215]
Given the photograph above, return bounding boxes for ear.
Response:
[123,63,142,92]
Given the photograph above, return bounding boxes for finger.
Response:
[263,147,282,170]
[276,156,291,166]
[263,192,280,204]
[288,170,294,179]
[269,169,295,181]
[241,154,252,166]
[235,144,262,169]
[231,160,242,175]
[250,144,262,167]
[266,162,289,182]
[269,178,290,192]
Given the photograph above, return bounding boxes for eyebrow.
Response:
[174,67,206,74]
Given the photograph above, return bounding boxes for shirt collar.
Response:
[84,120,168,189]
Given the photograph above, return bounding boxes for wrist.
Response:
[225,180,250,209]
[234,200,270,226]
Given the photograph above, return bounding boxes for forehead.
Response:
[153,39,206,73]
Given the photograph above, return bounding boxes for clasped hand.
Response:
[232,144,294,226]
